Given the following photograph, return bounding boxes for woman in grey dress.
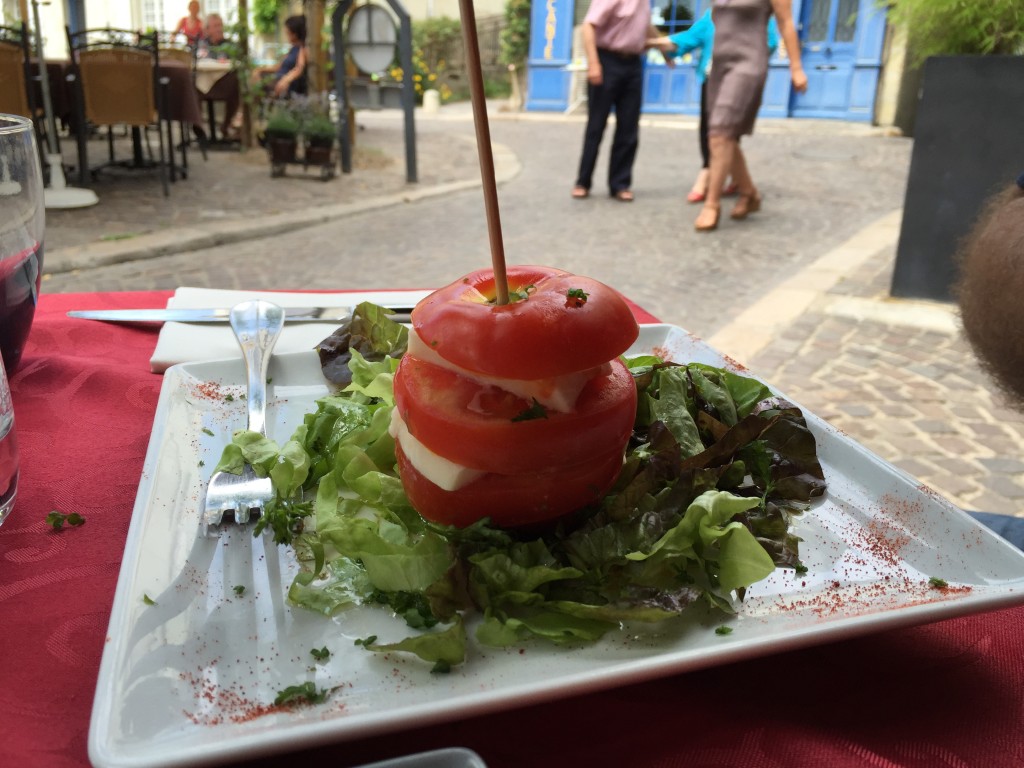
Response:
[695,0,807,231]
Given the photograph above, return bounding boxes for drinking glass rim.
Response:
[0,114,33,135]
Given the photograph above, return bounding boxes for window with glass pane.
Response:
[835,0,858,43]
[141,0,165,31]
[655,0,698,34]
[806,0,830,43]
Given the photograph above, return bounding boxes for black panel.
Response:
[891,56,1024,302]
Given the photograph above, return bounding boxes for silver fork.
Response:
[202,300,285,532]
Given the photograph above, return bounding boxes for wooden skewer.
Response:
[457,0,509,305]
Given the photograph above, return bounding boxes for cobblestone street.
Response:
[40,102,1024,518]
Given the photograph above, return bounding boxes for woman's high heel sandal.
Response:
[730,191,762,220]
[694,203,720,232]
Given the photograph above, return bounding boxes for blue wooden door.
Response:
[791,0,884,120]
[642,0,704,115]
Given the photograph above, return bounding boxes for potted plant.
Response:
[302,111,335,167]
[264,104,300,167]
[884,0,1024,302]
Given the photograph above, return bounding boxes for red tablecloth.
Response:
[3,291,1024,768]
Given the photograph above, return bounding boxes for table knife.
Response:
[66,306,414,324]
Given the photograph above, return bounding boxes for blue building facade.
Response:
[525,0,888,122]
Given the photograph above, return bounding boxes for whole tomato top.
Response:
[411,265,640,380]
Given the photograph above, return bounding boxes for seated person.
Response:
[275,15,308,97]
[200,12,231,60]
[254,15,307,98]
[198,12,241,139]
[956,173,1024,549]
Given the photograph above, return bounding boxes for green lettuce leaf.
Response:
[364,616,466,666]
[214,308,827,668]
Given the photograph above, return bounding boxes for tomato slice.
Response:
[393,354,637,474]
[395,442,626,528]
[411,265,639,380]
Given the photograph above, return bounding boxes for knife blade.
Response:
[66,306,414,324]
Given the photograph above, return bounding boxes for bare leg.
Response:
[696,133,735,230]
[688,167,710,202]
[730,141,762,219]
[731,142,755,195]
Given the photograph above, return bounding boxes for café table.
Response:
[29,59,74,129]
[194,58,240,142]
[3,290,1024,768]
[195,58,233,95]
[159,59,204,127]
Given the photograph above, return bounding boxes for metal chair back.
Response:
[77,47,156,126]
[66,27,161,124]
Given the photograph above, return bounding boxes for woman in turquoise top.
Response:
[651,10,778,203]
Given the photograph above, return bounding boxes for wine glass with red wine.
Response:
[0,113,44,375]
[0,113,42,526]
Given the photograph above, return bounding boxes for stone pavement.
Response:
[40,100,1024,518]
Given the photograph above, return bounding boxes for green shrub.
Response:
[883,0,1024,67]
[499,0,530,67]
[265,105,300,137]
[253,0,286,35]
[412,16,462,71]
[303,112,334,142]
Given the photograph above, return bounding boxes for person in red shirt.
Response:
[173,1,204,45]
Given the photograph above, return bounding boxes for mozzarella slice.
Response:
[389,409,485,491]
[407,328,605,413]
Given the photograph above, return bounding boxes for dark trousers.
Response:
[575,49,643,194]
[699,80,710,168]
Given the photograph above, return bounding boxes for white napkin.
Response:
[149,287,431,373]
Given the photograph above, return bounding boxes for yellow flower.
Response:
[428,73,436,81]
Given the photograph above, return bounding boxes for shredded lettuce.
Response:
[212,309,825,669]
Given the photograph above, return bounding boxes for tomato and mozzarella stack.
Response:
[389,266,640,528]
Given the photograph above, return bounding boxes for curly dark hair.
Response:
[284,15,306,44]
[955,180,1024,406]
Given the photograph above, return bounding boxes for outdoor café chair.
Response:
[65,27,173,195]
[0,22,39,124]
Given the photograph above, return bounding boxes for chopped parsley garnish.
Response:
[198,460,205,467]
[45,511,85,530]
[511,398,548,422]
[507,284,535,302]
[252,499,312,544]
[431,660,452,674]
[310,646,331,661]
[201,427,215,436]
[714,625,733,636]
[566,287,590,307]
[224,394,234,402]
[928,577,949,589]
[273,682,329,706]
[370,590,439,629]
[354,635,378,647]
[142,593,157,606]
[233,585,246,596]
[793,563,808,574]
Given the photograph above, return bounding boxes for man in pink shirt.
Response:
[571,0,669,202]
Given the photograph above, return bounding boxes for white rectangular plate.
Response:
[90,324,1024,768]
